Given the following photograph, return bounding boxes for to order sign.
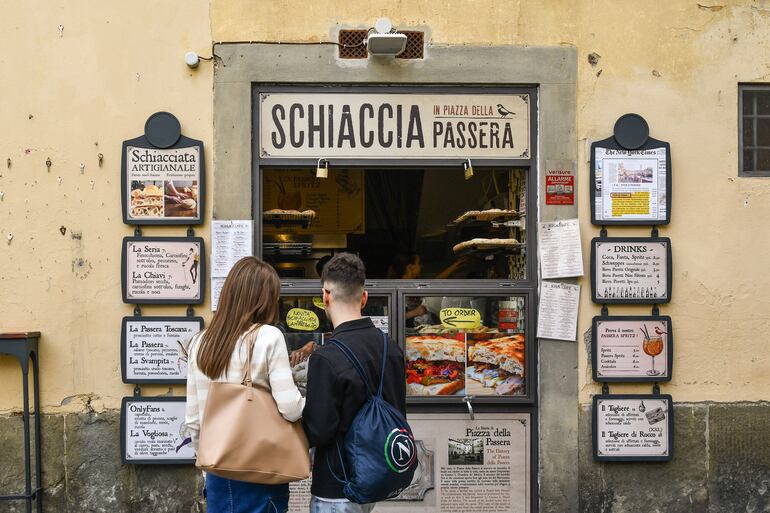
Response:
[593,394,673,461]
[258,91,530,159]
[120,397,195,464]
[591,237,672,304]
[286,308,320,331]
[440,308,481,329]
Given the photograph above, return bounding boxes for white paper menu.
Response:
[538,219,584,279]
[537,281,580,342]
[211,220,253,311]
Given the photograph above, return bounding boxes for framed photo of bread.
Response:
[121,236,206,304]
[592,315,672,382]
[591,237,672,304]
[593,394,674,462]
[121,113,205,225]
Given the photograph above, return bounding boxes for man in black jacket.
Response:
[302,253,406,513]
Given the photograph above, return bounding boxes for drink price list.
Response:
[593,395,673,461]
[592,238,671,303]
[592,317,671,382]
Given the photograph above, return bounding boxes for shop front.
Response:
[213,44,578,513]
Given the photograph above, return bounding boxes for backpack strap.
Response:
[376,331,388,398]
[327,338,374,398]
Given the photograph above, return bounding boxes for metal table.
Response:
[0,331,42,513]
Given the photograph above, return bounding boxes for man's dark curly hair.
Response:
[321,252,366,302]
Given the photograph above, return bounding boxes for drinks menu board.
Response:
[121,316,203,384]
[591,237,672,304]
[120,397,195,464]
[122,236,205,304]
[593,394,674,461]
[592,316,672,382]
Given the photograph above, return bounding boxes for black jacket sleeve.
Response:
[301,353,341,448]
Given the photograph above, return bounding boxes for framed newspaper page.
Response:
[593,394,674,462]
[590,138,671,226]
[590,237,672,304]
[591,315,673,382]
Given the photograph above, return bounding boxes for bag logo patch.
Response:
[384,428,416,473]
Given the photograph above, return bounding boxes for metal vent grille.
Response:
[339,30,368,59]
[338,29,425,59]
[397,31,424,59]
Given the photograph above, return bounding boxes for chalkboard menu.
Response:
[592,316,672,382]
[591,237,672,304]
[121,236,206,304]
[121,316,203,384]
[120,397,195,464]
[593,394,673,461]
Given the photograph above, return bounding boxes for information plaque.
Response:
[591,237,672,304]
[593,394,674,462]
[120,396,195,464]
[121,112,205,225]
[121,236,206,305]
[591,316,672,382]
[121,316,203,384]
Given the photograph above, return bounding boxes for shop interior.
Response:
[262,167,528,280]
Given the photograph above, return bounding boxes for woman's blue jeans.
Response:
[205,473,289,513]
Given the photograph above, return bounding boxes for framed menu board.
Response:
[121,316,203,384]
[121,112,205,225]
[120,396,195,464]
[121,236,206,304]
[593,394,674,462]
[591,237,672,304]
[591,316,672,382]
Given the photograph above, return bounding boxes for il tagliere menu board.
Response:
[593,394,673,462]
[122,236,206,304]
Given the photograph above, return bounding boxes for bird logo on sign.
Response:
[497,104,516,118]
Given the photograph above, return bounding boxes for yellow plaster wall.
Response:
[2,0,769,412]
[211,0,770,404]
[0,1,213,412]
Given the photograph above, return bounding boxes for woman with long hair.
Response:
[186,257,304,513]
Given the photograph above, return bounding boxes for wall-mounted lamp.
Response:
[316,158,329,178]
[365,17,407,57]
[463,159,474,180]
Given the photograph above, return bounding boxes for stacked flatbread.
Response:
[452,238,520,253]
[453,208,518,224]
[130,185,163,217]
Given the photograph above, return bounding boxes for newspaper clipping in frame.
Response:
[375,413,530,513]
[594,147,667,223]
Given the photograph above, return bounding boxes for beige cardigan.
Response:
[184,325,305,451]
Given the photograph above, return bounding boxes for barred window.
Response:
[739,85,770,176]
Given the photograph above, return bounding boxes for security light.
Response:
[365,17,407,57]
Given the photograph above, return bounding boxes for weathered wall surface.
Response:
[0,0,213,414]
[1,1,770,512]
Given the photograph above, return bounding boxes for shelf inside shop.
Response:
[262,213,314,229]
[453,243,526,259]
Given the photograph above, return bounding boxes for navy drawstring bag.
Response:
[326,332,417,504]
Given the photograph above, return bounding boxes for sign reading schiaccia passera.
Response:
[258,92,530,159]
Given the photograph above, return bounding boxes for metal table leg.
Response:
[32,351,42,513]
